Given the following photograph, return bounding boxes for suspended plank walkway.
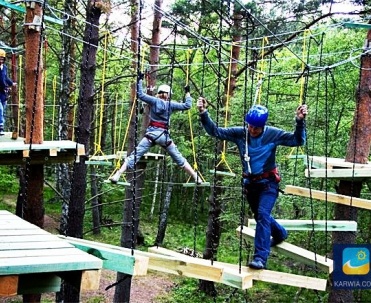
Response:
[62,236,252,290]
[0,211,102,297]
[148,246,327,291]
[0,133,85,165]
[236,226,333,273]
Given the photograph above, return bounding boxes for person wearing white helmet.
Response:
[110,73,203,184]
[197,97,308,269]
[0,49,16,135]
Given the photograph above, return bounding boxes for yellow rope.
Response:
[110,45,148,177]
[51,75,57,140]
[288,30,309,158]
[299,29,309,105]
[257,37,269,105]
[213,43,235,175]
[91,31,109,160]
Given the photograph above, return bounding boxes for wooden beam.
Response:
[148,246,327,291]
[148,247,252,289]
[343,22,371,29]
[285,185,371,211]
[0,275,18,297]
[305,168,371,178]
[306,156,371,169]
[59,236,148,276]
[247,219,357,231]
[236,226,333,273]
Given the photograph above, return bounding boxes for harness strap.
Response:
[243,167,280,182]
[149,120,168,129]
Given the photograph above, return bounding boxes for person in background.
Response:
[197,97,307,269]
[110,73,203,184]
[0,49,16,136]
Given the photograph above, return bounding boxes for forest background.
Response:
[1,0,371,302]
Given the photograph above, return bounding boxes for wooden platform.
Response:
[0,133,85,165]
[0,210,102,297]
[236,226,333,273]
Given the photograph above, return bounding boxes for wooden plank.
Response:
[0,229,50,236]
[0,234,64,243]
[60,236,148,276]
[0,240,72,250]
[0,275,18,296]
[307,156,371,169]
[285,185,371,210]
[80,270,101,291]
[0,248,82,258]
[343,22,371,29]
[236,226,333,273]
[61,237,228,286]
[148,247,253,289]
[305,168,371,178]
[0,254,102,275]
[212,261,327,291]
[150,247,327,291]
[182,182,210,187]
[247,219,357,231]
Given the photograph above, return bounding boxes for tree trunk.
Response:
[56,0,76,241]
[155,175,173,245]
[63,2,102,302]
[328,29,371,303]
[24,3,44,144]
[199,7,242,295]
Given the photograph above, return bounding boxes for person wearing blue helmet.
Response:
[197,97,307,269]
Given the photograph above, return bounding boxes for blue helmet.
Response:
[245,105,268,127]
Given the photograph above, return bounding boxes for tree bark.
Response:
[199,7,242,296]
[24,3,44,144]
[63,1,102,302]
[155,175,173,245]
[328,28,371,303]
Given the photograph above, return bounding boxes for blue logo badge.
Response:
[333,244,371,289]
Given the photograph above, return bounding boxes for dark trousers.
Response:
[245,179,287,265]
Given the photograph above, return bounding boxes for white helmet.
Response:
[157,84,171,94]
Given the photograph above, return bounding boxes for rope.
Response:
[186,48,207,183]
[214,42,235,175]
[91,30,110,161]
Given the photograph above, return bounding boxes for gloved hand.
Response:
[296,104,308,120]
[184,85,190,93]
[197,97,207,113]
[138,71,145,80]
